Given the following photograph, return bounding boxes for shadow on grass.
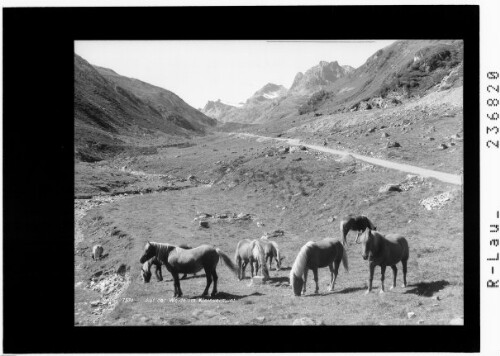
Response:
[187,291,264,301]
[268,276,290,284]
[335,286,367,294]
[277,266,291,271]
[404,280,450,297]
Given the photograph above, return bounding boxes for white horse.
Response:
[92,244,104,260]
[234,239,270,280]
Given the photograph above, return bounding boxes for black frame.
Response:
[2,5,479,353]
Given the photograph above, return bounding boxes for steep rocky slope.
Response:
[75,54,216,162]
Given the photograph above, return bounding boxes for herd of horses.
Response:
[133,214,410,298]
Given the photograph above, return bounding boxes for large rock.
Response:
[386,141,401,148]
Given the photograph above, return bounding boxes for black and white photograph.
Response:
[3,3,492,353]
[74,39,465,326]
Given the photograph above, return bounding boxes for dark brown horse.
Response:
[339,214,377,245]
[139,241,238,297]
[178,244,195,280]
[289,238,349,296]
[358,228,409,294]
[141,244,194,282]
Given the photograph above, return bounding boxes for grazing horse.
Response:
[339,214,377,245]
[141,244,194,283]
[259,239,284,271]
[358,228,409,294]
[139,241,238,298]
[141,256,163,283]
[234,239,270,280]
[290,238,349,296]
[92,244,104,261]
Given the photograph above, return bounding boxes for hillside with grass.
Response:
[75,54,216,162]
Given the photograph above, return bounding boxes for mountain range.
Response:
[74,54,216,161]
[201,40,463,124]
[75,40,463,161]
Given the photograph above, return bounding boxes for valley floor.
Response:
[75,131,464,326]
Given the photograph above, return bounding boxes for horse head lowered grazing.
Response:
[141,256,163,283]
[357,228,409,294]
[289,238,348,296]
[234,239,270,280]
[139,241,238,298]
[259,239,285,271]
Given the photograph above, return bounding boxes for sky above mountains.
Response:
[75,40,396,109]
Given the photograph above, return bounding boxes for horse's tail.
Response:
[216,248,239,277]
[253,240,269,279]
[341,245,349,272]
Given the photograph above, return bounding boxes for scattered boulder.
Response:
[116,264,128,276]
[292,157,302,161]
[368,127,376,133]
[379,184,402,193]
[427,137,435,141]
[199,221,210,228]
[420,191,457,210]
[250,276,266,285]
[262,229,285,238]
[337,154,356,163]
[407,312,416,319]
[381,132,389,138]
[187,175,196,180]
[254,316,266,323]
[386,141,401,148]
[438,143,448,150]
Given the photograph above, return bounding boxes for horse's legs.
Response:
[155,265,163,282]
[172,273,182,297]
[312,268,319,294]
[242,261,247,279]
[250,260,254,277]
[330,260,340,291]
[366,263,375,294]
[237,259,242,280]
[211,270,218,297]
[255,260,259,276]
[380,265,386,293]
[402,260,408,288]
[202,267,212,297]
[303,268,309,294]
[390,265,397,289]
[181,273,188,280]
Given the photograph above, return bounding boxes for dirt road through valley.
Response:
[233,133,462,186]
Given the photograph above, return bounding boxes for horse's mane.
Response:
[290,241,314,279]
[149,241,174,262]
